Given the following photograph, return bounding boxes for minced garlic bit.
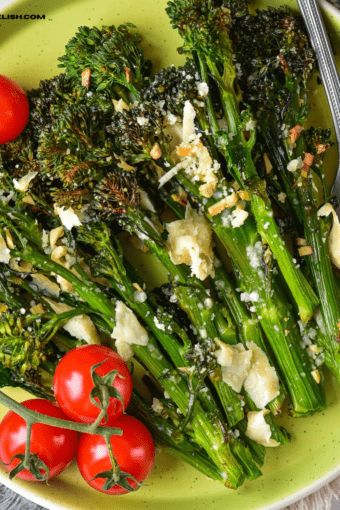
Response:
[278,192,287,203]
[208,192,238,217]
[298,246,314,257]
[0,236,11,264]
[4,228,15,250]
[45,298,100,344]
[55,205,82,230]
[263,153,273,174]
[111,301,149,361]
[214,339,252,393]
[116,154,135,172]
[166,206,215,281]
[50,226,65,251]
[158,101,219,196]
[13,171,38,192]
[317,203,340,268]
[30,303,45,314]
[150,142,162,160]
[0,303,8,314]
[81,68,91,88]
[246,409,280,447]
[22,194,35,205]
[311,369,321,384]
[243,342,280,409]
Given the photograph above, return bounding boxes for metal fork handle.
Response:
[297,0,340,195]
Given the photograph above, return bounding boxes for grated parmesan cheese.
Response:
[166,206,215,281]
[137,117,150,126]
[245,119,256,131]
[183,101,196,143]
[231,207,249,228]
[111,301,149,361]
[159,101,219,195]
[197,82,209,97]
[246,242,263,269]
[151,398,164,413]
[246,409,280,447]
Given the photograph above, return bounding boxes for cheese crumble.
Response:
[45,299,100,345]
[13,171,38,192]
[166,206,215,281]
[159,101,219,197]
[246,409,280,447]
[317,203,340,268]
[111,301,149,361]
[55,206,82,230]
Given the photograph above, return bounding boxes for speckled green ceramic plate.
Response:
[0,0,339,509]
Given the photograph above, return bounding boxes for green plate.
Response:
[0,0,340,508]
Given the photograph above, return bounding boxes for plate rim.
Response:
[0,0,339,509]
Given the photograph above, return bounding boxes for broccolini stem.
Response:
[131,336,246,488]
[121,210,245,427]
[211,215,326,417]
[129,391,227,482]
[211,263,287,416]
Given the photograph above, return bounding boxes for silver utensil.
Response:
[297,0,340,199]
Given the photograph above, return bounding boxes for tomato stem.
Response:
[104,435,119,479]
[0,390,123,438]
[23,420,33,468]
[88,384,110,433]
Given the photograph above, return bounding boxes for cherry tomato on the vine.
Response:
[53,345,133,425]
[0,75,29,144]
[0,399,78,481]
[77,414,155,495]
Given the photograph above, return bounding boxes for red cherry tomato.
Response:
[77,414,155,495]
[0,75,29,144]
[0,399,78,481]
[53,345,133,425]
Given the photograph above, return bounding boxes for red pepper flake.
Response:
[288,125,304,143]
[124,67,131,83]
[278,55,289,72]
[316,142,330,154]
[301,164,310,178]
[304,153,314,166]
[81,69,91,88]
[171,194,188,206]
